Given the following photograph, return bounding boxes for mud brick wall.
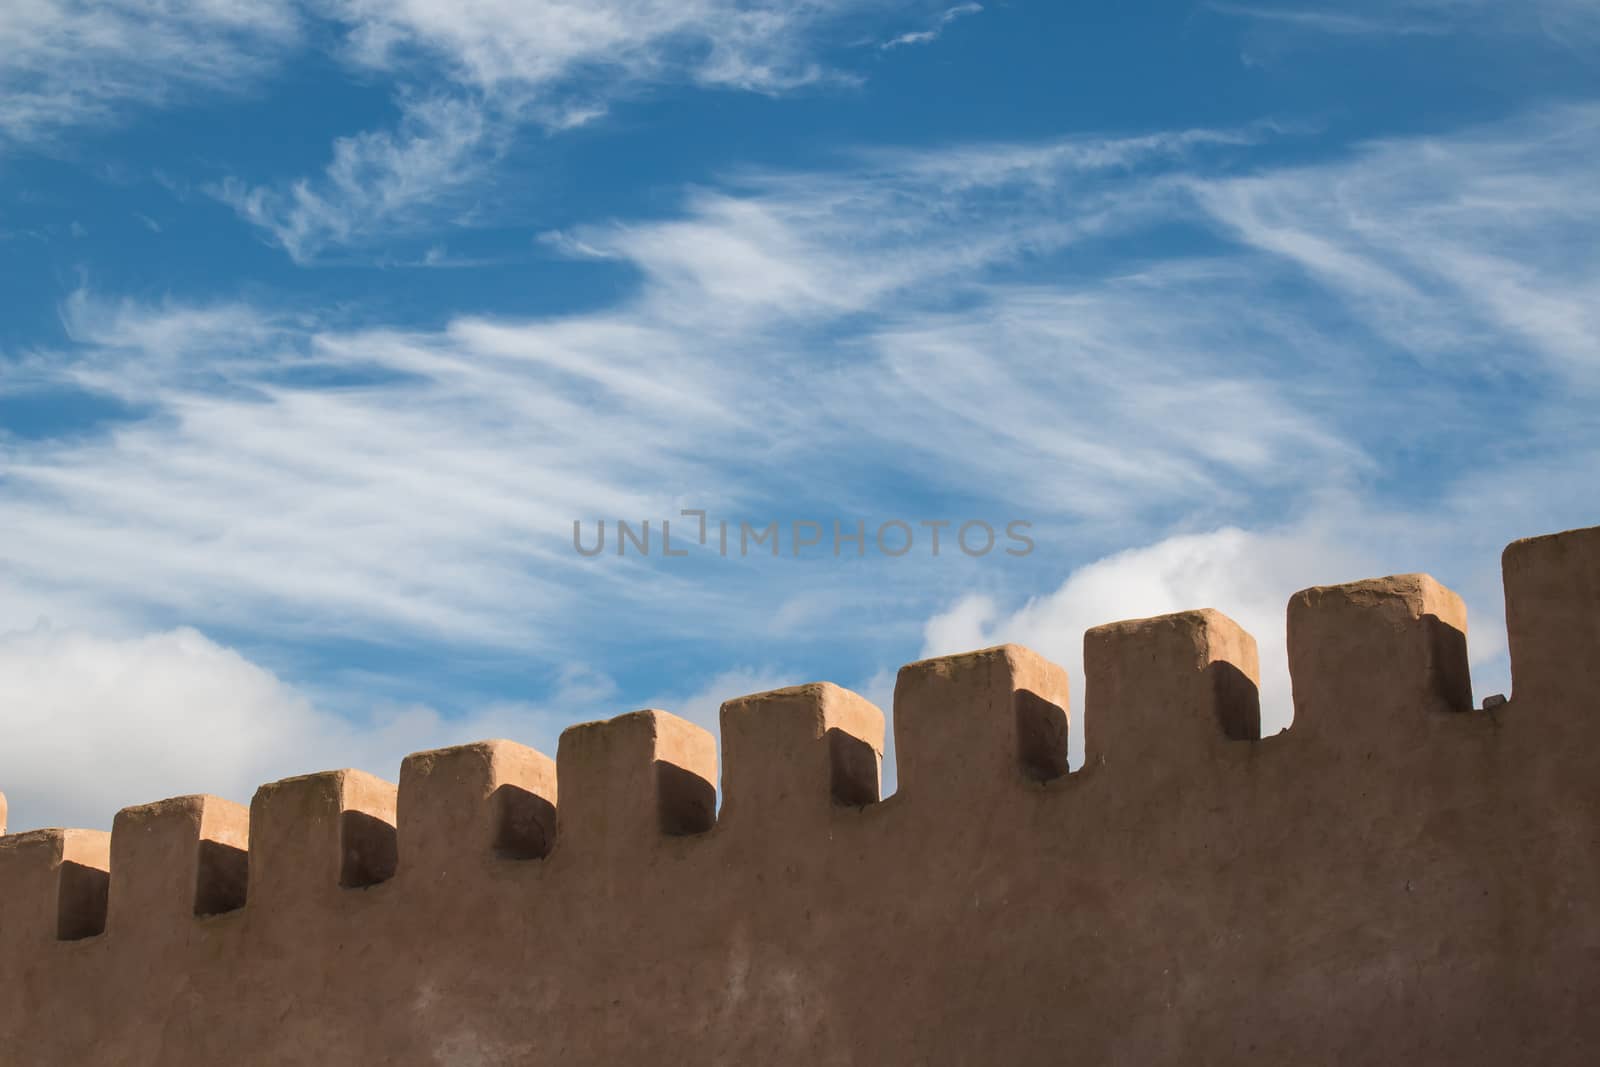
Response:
[2,525,1596,1065]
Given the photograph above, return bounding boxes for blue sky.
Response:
[2,0,1598,829]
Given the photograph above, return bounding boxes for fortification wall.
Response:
[2,525,1597,1065]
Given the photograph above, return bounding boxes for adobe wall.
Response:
[1,525,1597,1065]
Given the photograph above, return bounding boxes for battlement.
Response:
[2,524,1598,1065]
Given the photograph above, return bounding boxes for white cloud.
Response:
[1191,104,1600,385]
[319,0,867,95]
[52,288,289,390]
[0,619,574,831]
[12,108,1600,666]
[920,521,1378,735]
[0,624,342,830]
[921,510,1521,768]
[212,94,497,263]
[0,0,298,145]
[5,106,1598,820]
[215,0,936,259]
[1210,0,1600,43]
[881,2,982,50]
[1205,3,1448,37]
[558,124,1269,326]
[0,616,844,830]
[4,123,1354,656]
[0,0,960,255]
[0,0,906,153]
[842,278,1366,516]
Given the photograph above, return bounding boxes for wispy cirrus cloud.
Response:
[881,2,983,50]
[553,124,1273,325]
[0,0,975,257]
[908,105,1600,770]
[213,0,959,261]
[0,0,911,153]
[13,107,1600,654]
[210,93,498,264]
[1209,0,1600,42]
[0,0,299,146]
[1192,103,1600,385]
[5,122,1341,654]
[1204,2,1449,37]
[320,0,874,96]
[6,105,1600,830]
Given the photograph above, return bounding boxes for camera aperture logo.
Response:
[572,510,1034,559]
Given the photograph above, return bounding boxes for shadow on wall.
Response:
[57,860,109,941]
[492,783,557,860]
[1015,689,1070,782]
[1424,613,1474,711]
[656,761,717,836]
[195,839,248,916]
[339,811,398,889]
[1209,661,1261,742]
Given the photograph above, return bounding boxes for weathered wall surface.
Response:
[1,525,1596,1066]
